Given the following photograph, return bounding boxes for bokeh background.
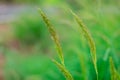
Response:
[0,0,120,80]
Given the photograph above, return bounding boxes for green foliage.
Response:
[12,14,48,47]
[4,51,52,80]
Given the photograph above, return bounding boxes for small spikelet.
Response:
[109,57,120,80]
[38,9,64,65]
[52,59,74,80]
[71,10,98,79]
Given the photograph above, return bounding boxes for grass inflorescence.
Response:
[38,9,73,80]
[52,59,73,80]
[109,57,120,80]
[70,10,98,79]
[38,9,64,65]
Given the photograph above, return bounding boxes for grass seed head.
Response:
[109,57,120,80]
[39,9,74,80]
[38,8,64,65]
[70,10,98,79]
[52,59,73,80]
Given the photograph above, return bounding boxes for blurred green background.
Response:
[0,0,120,80]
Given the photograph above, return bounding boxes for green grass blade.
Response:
[38,9,64,65]
[78,54,87,80]
[109,57,120,80]
[52,59,73,80]
[71,10,98,79]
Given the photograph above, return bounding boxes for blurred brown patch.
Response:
[0,24,20,50]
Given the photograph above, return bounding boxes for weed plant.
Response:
[4,0,120,80]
